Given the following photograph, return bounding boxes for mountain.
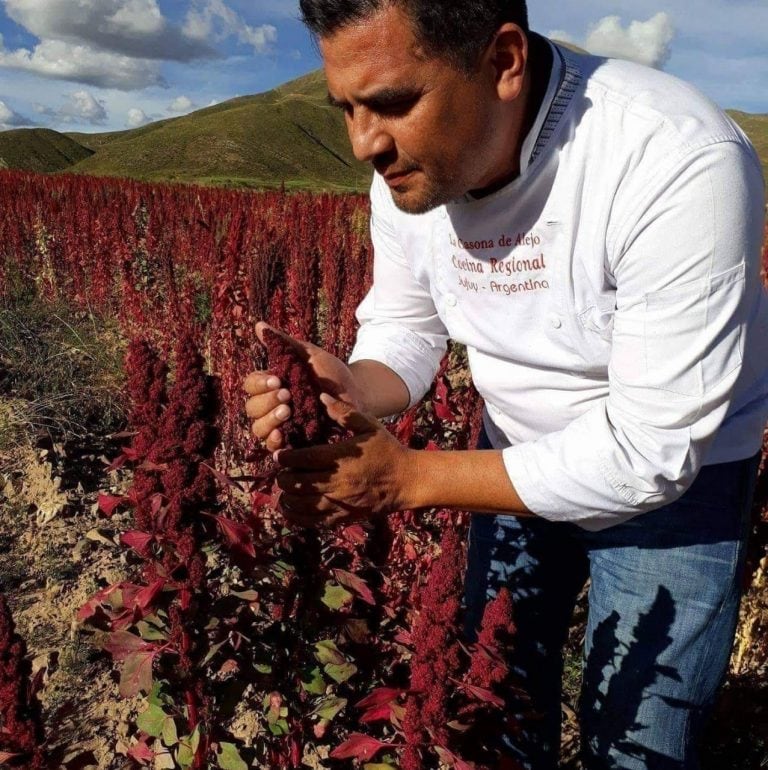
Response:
[64,70,371,192]
[0,128,93,173]
[728,111,768,181]
[0,70,766,192]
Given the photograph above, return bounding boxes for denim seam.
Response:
[686,461,752,744]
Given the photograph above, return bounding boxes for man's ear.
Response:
[486,23,528,102]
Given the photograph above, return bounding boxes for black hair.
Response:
[299,0,530,72]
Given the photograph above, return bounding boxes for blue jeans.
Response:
[464,436,759,770]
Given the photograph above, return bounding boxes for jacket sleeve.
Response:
[348,174,449,408]
[501,139,767,530]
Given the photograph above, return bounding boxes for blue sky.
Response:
[0,0,766,133]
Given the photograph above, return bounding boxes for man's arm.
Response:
[349,359,410,417]
[274,395,531,528]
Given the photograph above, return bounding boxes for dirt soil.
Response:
[1,432,766,769]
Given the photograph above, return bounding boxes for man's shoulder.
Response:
[557,44,747,155]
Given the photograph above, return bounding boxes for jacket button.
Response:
[446,294,458,307]
[550,315,563,329]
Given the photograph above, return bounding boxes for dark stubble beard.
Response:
[389,169,464,215]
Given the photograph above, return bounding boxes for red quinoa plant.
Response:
[0,593,46,769]
[80,334,222,767]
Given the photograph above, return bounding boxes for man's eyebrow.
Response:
[327,87,421,110]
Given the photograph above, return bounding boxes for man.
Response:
[244,1,768,767]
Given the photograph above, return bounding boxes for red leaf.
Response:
[251,490,274,508]
[135,579,166,611]
[360,703,394,724]
[203,462,245,492]
[341,524,367,545]
[150,494,164,515]
[290,738,302,767]
[453,679,505,707]
[98,493,126,517]
[106,453,129,472]
[77,582,124,622]
[109,430,139,440]
[435,746,477,770]
[139,460,168,472]
[119,649,156,697]
[121,530,154,556]
[333,569,375,605]
[215,516,257,558]
[127,736,155,762]
[104,630,155,661]
[355,687,402,710]
[329,734,391,761]
[434,378,457,422]
[395,410,416,443]
[425,441,441,452]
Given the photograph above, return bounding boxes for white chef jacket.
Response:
[348,39,768,530]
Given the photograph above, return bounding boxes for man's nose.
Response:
[347,112,394,163]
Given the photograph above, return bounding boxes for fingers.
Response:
[242,366,292,446]
[243,371,281,396]
[279,492,333,527]
[276,471,333,496]
[277,445,339,471]
[320,393,379,435]
[246,389,291,441]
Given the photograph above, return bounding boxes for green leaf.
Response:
[231,590,259,601]
[217,742,248,770]
[203,638,228,665]
[300,667,326,695]
[314,640,345,666]
[325,662,358,684]
[136,704,166,738]
[119,650,155,697]
[322,582,354,610]
[176,726,201,768]
[162,716,178,747]
[312,696,347,721]
[147,680,169,707]
[136,620,168,641]
[152,741,175,770]
[267,718,289,736]
[255,663,273,675]
[364,765,398,770]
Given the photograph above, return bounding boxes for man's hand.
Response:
[275,394,416,528]
[244,322,365,452]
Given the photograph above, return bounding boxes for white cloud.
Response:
[0,38,166,90]
[551,12,675,69]
[169,95,195,113]
[59,91,107,126]
[36,89,108,125]
[126,106,150,127]
[0,99,33,129]
[3,0,215,61]
[183,0,278,54]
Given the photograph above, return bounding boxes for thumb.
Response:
[320,393,379,435]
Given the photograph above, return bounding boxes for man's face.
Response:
[320,6,518,214]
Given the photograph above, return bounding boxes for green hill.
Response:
[0,128,93,173]
[0,70,766,192]
[728,111,768,182]
[65,70,371,192]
